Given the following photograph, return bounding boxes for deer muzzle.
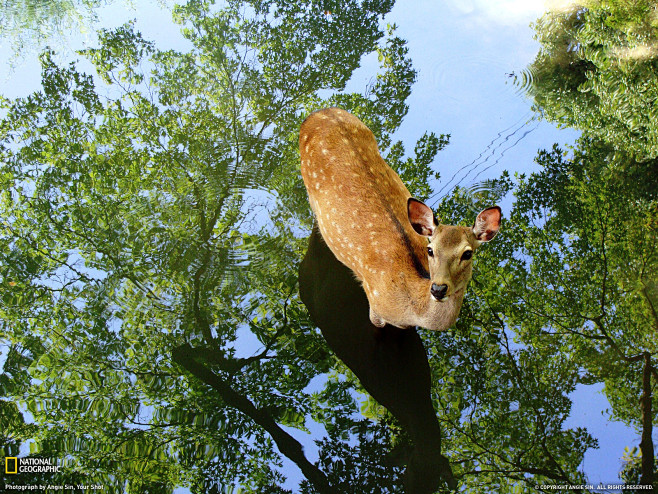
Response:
[430,283,449,301]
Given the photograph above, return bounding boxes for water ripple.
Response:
[509,66,537,98]
[422,52,522,104]
[429,112,537,207]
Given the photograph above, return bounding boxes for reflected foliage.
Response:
[528,0,658,161]
[304,419,405,493]
[434,138,657,490]
[422,177,592,492]
[528,3,658,486]
[0,0,433,491]
[512,137,657,471]
[0,0,111,62]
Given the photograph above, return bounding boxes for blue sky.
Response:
[0,0,641,490]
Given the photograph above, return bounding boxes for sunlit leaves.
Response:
[0,0,430,491]
[0,0,111,64]
[457,135,657,488]
[529,0,658,161]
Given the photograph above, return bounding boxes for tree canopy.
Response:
[1,0,656,492]
[514,2,658,482]
[527,0,658,162]
[0,0,115,64]
[0,0,433,491]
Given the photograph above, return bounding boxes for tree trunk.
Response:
[640,352,654,486]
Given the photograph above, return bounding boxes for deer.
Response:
[299,107,501,331]
[298,225,457,492]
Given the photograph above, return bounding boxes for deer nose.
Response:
[431,283,448,301]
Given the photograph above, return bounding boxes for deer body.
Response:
[300,108,500,330]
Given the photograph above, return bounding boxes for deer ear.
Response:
[473,206,501,242]
[408,198,437,237]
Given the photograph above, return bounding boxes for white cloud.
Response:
[545,0,584,13]
[448,0,549,26]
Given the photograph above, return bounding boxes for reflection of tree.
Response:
[528,0,658,161]
[0,0,108,61]
[441,137,656,489]
[527,3,658,485]
[0,0,435,490]
[515,138,656,487]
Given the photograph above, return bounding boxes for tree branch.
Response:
[172,343,334,494]
[640,352,654,486]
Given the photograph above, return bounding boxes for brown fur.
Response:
[300,107,500,330]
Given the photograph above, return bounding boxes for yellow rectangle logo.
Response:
[5,457,18,474]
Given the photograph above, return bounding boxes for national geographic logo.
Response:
[5,457,61,474]
[5,457,17,474]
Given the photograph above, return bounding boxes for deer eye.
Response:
[427,247,434,257]
[461,250,473,261]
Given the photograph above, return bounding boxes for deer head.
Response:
[408,198,501,303]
